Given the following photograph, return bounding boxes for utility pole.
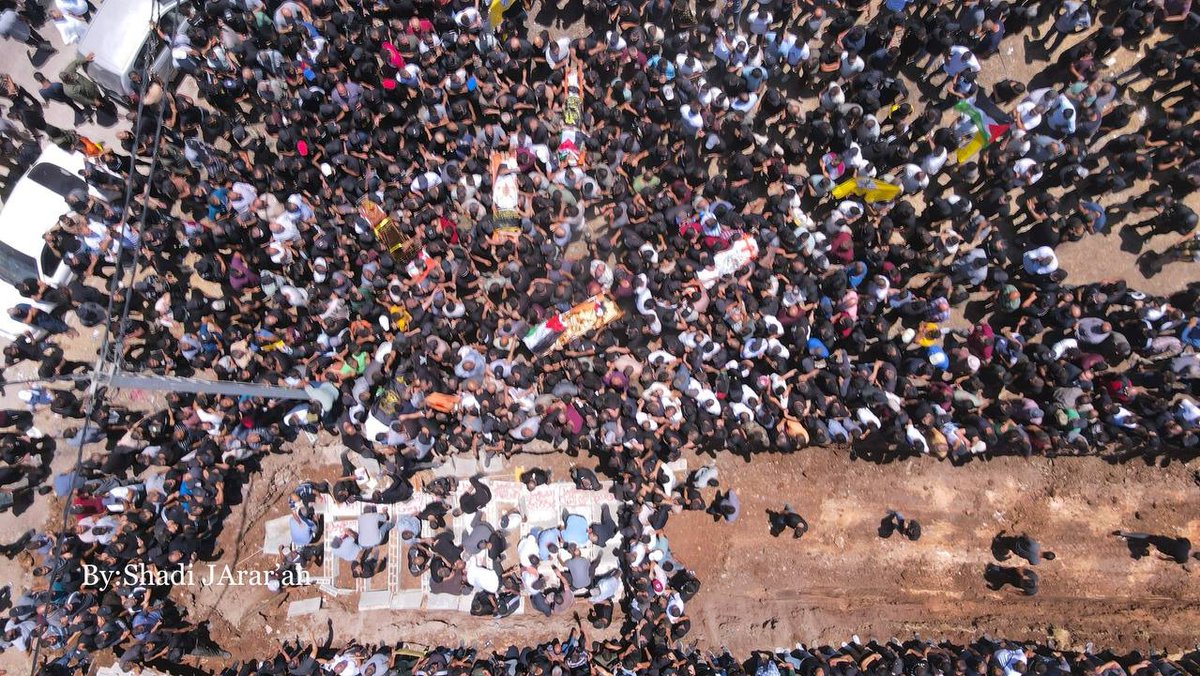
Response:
[108,373,315,401]
[21,368,330,409]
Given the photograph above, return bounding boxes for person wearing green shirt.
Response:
[59,52,105,115]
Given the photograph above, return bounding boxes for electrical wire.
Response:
[110,97,168,376]
[25,0,166,670]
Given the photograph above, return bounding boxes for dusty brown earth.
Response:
[667,449,1200,656]
[163,446,1199,668]
[165,441,628,660]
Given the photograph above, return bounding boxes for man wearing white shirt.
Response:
[1011,157,1043,186]
[269,219,301,244]
[899,164,928,194]
[1045,102,1076,136]
[517,532,540,566]
[588,570,621,603]
[1176,398,1200,428]
[465,554,499,594]
[1013,99,1043,131]
[992,648,1029,676]
[54,0,90,18]
[1022,246,1059,277]
[680,102,704,133]
[941,45,980,78]
[228,182,258,214]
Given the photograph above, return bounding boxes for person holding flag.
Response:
[488,0,520,30]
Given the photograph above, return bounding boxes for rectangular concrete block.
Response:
[426,593,461,611]
[391,590,425,610]
[263,516,292,554]
[287,597,323,617]
[357,590,391,611]
[433,455,477,478]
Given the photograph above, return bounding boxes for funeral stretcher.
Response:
[364,371,407,442]
[563,63,584,127]
[490,152,522,242]
[523,293,623,355]
[558,64,587,169]
[696,234,760,289]
[358,196,421,266]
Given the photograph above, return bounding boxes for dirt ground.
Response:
[159,445,1199,667]
[667,449,1200,656]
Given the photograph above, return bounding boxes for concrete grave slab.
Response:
[263,516,293,554]
[287,597,323,617]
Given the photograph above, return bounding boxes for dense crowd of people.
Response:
[0,0,1198,670]
[222,634,1200,676]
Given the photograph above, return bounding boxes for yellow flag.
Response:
[488,0,515,28]
[831,177,901,202]
[955,133,985,163]
[862,180,901,202]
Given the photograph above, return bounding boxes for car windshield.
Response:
[159,8,182,35]
[27,163,87,198]
[132,10,180,72]
[40,243,61,279]
[0,240,38,287]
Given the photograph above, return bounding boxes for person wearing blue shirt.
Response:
[535,526,562,560]
[562,512,589,547]
[1182,317,1200,349]
[742,65,767,92]
[289,509,316,546]
[206,187,229,221]
[646,54,675,80]
[1078,201,1107,234]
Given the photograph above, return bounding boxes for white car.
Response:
[0,145,93,340]
[76,0,189,100]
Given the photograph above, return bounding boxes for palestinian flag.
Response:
[522,294,623,355]
[523,313,566,354]
[954,100,1010,163]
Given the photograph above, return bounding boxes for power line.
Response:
[25,0,165,670]
[109,84,168,376]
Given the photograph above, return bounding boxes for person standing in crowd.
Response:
[0,6,54,59]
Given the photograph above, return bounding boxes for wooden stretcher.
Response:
[490,152,522,241]
[392,235,422,268]
[359,197,403,253]
[563,63,584,127]
[522,293,623,355]
[558,63,588,169]
[359,196,423,265]
[358,196,388,229]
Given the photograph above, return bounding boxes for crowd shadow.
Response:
[28,45,56,68]
[533,0,585,30]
